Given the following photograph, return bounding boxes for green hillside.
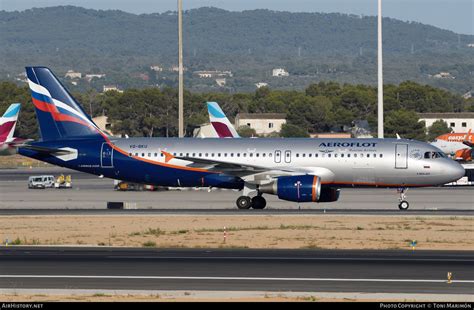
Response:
[0,6,473,93]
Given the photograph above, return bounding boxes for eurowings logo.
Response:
[0,103,21,143]
[207,102,239,138]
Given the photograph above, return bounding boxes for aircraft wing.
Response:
[172,153,327,181]
[462,140,474,148]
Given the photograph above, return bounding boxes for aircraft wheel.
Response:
[236,196,252,209]
[398,200,409,210]
[251,196,267,209]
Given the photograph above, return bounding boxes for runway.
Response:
[0,247,472,294]
[0,208,473,216]
[0,167,473,212]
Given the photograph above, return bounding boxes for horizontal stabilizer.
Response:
[20,144,73,155]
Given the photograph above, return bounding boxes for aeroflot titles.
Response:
[319,142,377,148]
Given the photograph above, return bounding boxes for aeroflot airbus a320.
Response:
[19,67,465,210]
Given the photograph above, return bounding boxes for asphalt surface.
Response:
[0,247,472,294]
[0,167,473,212]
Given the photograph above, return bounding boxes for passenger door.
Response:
[284,150,291,164]
[395,144,408,169]
[101,142,114,168]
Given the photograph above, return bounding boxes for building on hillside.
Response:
[150,65,163,72]
[431,72,455,79]
[92,115,115,136]
[418,112,474,133]
[84,74,106,82]
[255,82,268,88]
[215,78,226,87]
[64,70,82,79]
[272,68,289,77]
[169,65,187,72]
[310,133,352,138]
[467,43,474,48]
[194,70,233,78]
[235,113,286,136]
[103,85,123,93]
[462,91,473,99]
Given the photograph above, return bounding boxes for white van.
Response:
[28,175,55,189]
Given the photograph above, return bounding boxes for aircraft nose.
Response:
[445,161,465,182]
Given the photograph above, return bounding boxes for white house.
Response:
[235,113,287,136]
[215,78,226,87]
[418,112,474,133]
[103,85,123,93]
[272,68,289,77]
[255,82,268,88]
[85,74,106,82]
[64,70,82,79]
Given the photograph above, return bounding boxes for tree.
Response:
[384,109,426,141]
[426,120,452,142]
[237,125,257,137]
[280,124,309,137]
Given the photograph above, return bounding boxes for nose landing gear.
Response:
[397,187,409,210]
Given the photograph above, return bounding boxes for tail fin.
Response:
[207,102,240,138]
[26,67,103,141]
[0,103,21,143]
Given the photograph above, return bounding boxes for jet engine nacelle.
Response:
[259,175,321,202]
[318,187,341,202]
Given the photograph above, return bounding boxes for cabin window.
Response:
[154,153,158,157]
[218,153,221,157]
[148,153,151,157]
[296,153,299,158]
[308,154,312,158]
[379,154,383,158]
[249,153,253,157]
[179,153,183,157]
[334,154,338,158]
[366,154,370,158]
[262,153,266,157]
[192,153,195,157]
[224,153,227,157]
[205,153,208,157]
[341,154,344,158]
[354,154,357,158]
[328,154,331,158]
[142,153,145,157]
[129,153,132,157]
[302,153,306,158]
[269,153,272,157]
[211,153,215,157]
[186,153,189,157]
[373,153,377,158]
[256,153,259,157]
[315,153,319,158]
[237,153,240,157]
[462,122,467,127]
[230,153,234,157]
[450,122,455,127]
[347,154,351,158]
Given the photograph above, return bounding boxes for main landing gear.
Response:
[397,187,409,210]
[236,195,267,210]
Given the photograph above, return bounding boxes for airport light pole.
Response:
[178,0,184,137]
[377,0,384,138]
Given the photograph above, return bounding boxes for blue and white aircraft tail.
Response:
[26,67,103,141]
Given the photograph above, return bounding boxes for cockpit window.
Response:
[424,151,446,159]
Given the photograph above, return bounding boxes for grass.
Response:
[144,228,165,236]
[142,241,157,247]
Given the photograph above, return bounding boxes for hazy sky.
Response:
[1,0,472,35]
